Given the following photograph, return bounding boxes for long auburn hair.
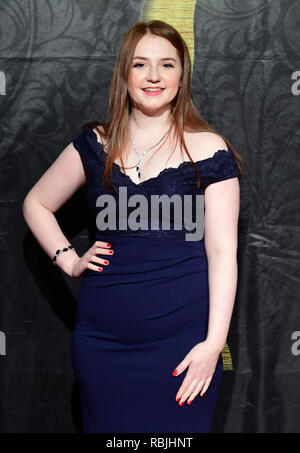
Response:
[81,20,244,194]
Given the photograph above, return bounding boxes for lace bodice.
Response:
[73,126,239,240]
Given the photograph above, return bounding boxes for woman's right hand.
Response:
[69,240,114,278]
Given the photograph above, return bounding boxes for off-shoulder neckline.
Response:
[87,126,231,188]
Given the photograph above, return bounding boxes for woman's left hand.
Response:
[172,340,221,406]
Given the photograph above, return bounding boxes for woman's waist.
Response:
[83,233,208,278]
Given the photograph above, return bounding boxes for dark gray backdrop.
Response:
[0,0,300,433]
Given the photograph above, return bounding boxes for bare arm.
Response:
[169,135,240,404]
[22,141,87,276]
[204,174,240,353]
[186,132,240,352]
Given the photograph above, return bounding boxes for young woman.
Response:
[23,20,243,433]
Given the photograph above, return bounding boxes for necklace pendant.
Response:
[130,124,171,182]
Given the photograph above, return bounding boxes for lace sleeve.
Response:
[202,149,239,189]
[72,130,90,172]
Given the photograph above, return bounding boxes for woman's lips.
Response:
[142,89,164,96]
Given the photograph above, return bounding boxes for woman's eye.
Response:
[133,63,174,68]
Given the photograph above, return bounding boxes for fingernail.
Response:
[187,400,192,405]
[106,243,111,248]
[179,401,184,406]
[98,267,103,271]
[108,250,114,254]
[172,369,178,376]
[104,260,109,264]
[176,397,180,402]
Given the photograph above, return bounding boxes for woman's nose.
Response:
[147,67,160,82]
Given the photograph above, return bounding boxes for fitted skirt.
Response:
[70,233,223,433]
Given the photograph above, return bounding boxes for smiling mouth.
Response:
[142,88,165,91]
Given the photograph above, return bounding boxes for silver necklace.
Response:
[130,126,171,179]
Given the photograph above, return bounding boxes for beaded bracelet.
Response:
[52,245,75,265]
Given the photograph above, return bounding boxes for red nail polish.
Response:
[179,401,184,406]
[104,260,109,264]
[172,369,178,376]
[98,267,102,271]
[176,397,180,402]
[108,250,113,254]
[187,400,192,405]
[106,243,111,247]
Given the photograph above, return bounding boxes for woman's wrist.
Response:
[54,250,80,277]
[204,337,225,354]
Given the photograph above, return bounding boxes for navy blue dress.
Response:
[71,126,239,433]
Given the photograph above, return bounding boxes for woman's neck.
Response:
[128,109,173,138]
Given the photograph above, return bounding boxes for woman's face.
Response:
[127,33,183,116]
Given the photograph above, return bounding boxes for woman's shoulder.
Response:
[185,131,229,163]
[72,123,108,166]
[92,125,108,147]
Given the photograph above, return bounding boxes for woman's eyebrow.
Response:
[132,56,176,62]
